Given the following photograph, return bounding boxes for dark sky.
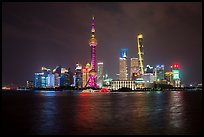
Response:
[2,2,202,86]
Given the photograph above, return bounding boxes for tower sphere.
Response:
[89,38,97,46]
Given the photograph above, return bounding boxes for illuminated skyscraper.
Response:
[137,34,144,75]
[82,63,91,88]
[130,58,139,80]
[171,64,181,87]
[143,64,155,83]
[97,62,104,88]
[119,48,128,80]
[53,66,61,87]
[47,73,55,87]
[34,72,44,88]
[75,63,82,88]
[165,71,173,85]
[60,68,73,87]
[89,16,98,88]
[155,65,165,81]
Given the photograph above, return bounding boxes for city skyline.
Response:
[2,2,202,86]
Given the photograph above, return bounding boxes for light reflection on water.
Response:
[168,91,184,129]
[2,90,202,135]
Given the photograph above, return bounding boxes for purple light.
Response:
[88,16,97,88]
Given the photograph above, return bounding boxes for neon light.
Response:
[137,34,144,75]
[88,16,97,88]
[172,69,180,80]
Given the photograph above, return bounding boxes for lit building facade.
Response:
[155,65,165,81]
[97,62,104,88]
[143,64,155,84]
[60,68,74,87]
[103,74,112,89]
[47,73,55,87]
[53,66,61,87]
[165,71,173,85]
[135,78,145,88]
[130,58,139,80]
[82,63,91,88]
[171,64,181,87]
[111,80,136,90]
[54,73,60,87]
[34,72,46,88]
[34,66,74,88]
[75,63,82,88]
[119,48,128,80]
[137,33,144,75]
[143,73,155,83]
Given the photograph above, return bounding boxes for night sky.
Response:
[2,2,202,86]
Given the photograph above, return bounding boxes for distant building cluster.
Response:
[31,63,108,89]
[113,34,181,90]
[33,66,74,88]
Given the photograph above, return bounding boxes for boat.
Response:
[81,88,95,93]
[81,87,110,93]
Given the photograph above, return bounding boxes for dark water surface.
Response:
[2,90,202,135]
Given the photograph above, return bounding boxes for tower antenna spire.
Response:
[91,16,95,38]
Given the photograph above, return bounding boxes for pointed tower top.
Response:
[91,16,95,37]
[89,16,97,46]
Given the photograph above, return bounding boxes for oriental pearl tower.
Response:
[88,16,98,88]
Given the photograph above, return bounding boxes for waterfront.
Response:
[2,90,202,135]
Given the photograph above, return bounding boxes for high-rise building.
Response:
[137,33,144,75]
[47,73,55,87]
[171,64,181,87]
[54,73,60,87]
[119,48,128,80]
[130,58,139,80]
[119,58,128,80]
[165,71,173,85]
[142,65,155,88]
[142,65,155,83]
[97,62,104,88]
[60,68,72,87]
[34,66,74,88]
[82,63,91,88]
[34,67,53,88]
[34,72,42,88]
[53,66,61,87]
[34,72,47,88]
[67,68,74,86]
[75,63,82,88]
[155,65,165,81]
[88,16,98,88]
